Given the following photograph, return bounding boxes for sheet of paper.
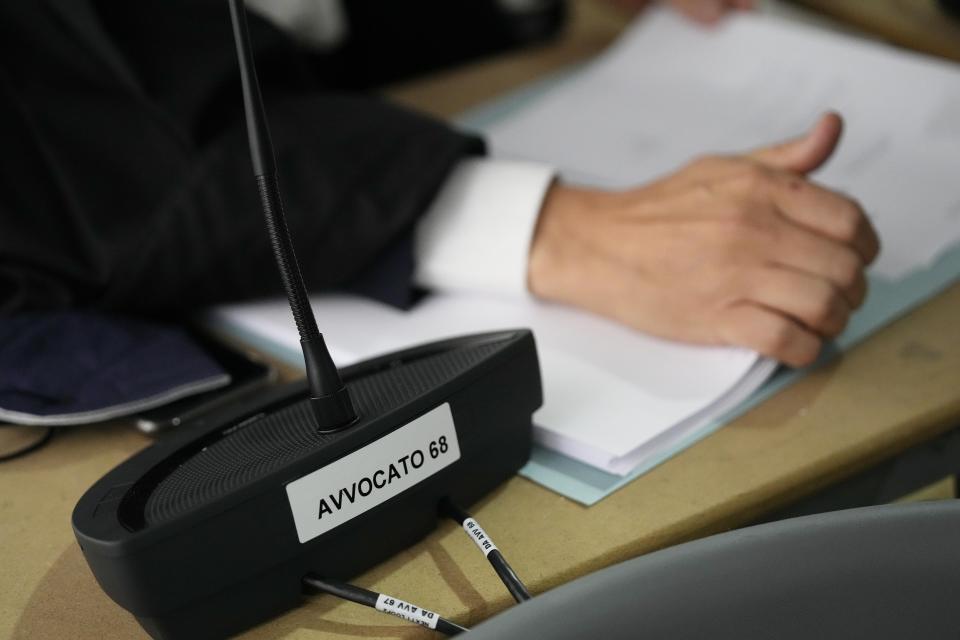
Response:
[212,292,771,474]
[485,9,960,280]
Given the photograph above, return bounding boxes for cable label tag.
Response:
[462,517,499,557]
[374,593,441,629]
[286,403,461,543]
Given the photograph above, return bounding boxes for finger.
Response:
[741,265,852,337]
[767,174,880,264]
[670,0,726,23]
[716,303,823,367]
[772,231,867,309]
[749,112,843,175]
[769,219,869,307]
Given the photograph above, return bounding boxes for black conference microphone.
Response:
[71,2,542,639]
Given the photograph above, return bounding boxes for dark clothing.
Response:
[0,1,502,314]
[314,1,567,88]
[0,311,227,423]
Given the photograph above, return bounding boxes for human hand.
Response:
[527,113,880,367]
[606,0,755,24]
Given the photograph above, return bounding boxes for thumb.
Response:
[750,112,843,174]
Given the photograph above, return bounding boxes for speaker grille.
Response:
[141,340,504,525]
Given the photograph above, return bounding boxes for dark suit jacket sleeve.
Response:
[0,0,484,315]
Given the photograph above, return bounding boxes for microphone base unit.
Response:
[73,330,542,640]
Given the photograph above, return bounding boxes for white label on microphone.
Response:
[462,518,499,557]
[285,403,461,543]
[374,593,440,629]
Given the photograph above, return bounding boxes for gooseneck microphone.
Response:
[72,3,543,639]
[227,0,355,431]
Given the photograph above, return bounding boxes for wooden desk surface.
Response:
[793,0,960,63]
[2,2,959,639]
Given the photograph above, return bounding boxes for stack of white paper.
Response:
[212,293,775,474]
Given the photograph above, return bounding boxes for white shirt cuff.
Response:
[414,158,555,296]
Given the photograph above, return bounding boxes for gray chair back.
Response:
[468,501,960,639]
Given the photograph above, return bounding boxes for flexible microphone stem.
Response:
[228,0,356,430]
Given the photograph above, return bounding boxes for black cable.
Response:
[0,427,55,464]
[440,497,532,603]
[303,575,468,636]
